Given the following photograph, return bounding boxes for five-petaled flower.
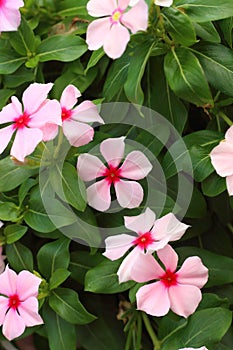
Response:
[103,207,190,282]
[0,0,24,34]
[86,0,148,59]
[154,0,173,7]
[130,244,208,318]
[210,126,233,196]
[0,83,61,162]
[77,137,152,211]
[0,266,43,341]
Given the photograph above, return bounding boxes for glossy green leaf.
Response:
[194,21,221,43]
[4,224,28,244]
[189,145,214,181]
[8,16,36,56]
[0,202,20,221]
[0,44,26,74]
[164,47,213,106]
[218,17,233,48]
[0,89,14,109]
[202,172,227,197]
[85,48,105,73]
[6,242,33,272]
[18,178,37,206]
[49,268,71,290]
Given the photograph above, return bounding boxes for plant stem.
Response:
[142,313,160,350]
[218,111,233,127]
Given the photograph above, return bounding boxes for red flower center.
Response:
[13,112,30,130]
[103,164,122,184]
[133,232,155,250]
[61,107,72,122]
[8,294,20,310]
[160,270,177,287]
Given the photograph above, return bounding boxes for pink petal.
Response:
[118,0,131,9]
[4,0,24,9]
[63,119,94,147]
[22,83,53,115]
[225,125,233,142]
[169,284,202,318]
[86,179,111,211]
[18,297,43,327]
[0,125,15,155]
[103,234,134,260]
[103,23,130,59]
[77,154,106,181]
[100,137,125,167]
[226,174,233,195]
[10,127,43,162]
[177,257,208,288]
[124,207,155,234]
[40,123,59,141]
[115,180,143,208]
[86,18,111,51]
[157,245,178,272]
[72,101,104,124]
[119,150,152,180]
[60,84,81,110]
[130,252,164,282]
[136,281,170,316]
[0,266,17,296]
[0,8,21,32]
[155,0,173,7]
[117,248,145,283]
[0,98,22,124]
[121,0,148,34]
[87,0,116,17]
[2,308,25,341]
[16,271,42,300]
[28,100,62,128]
[0,297,10,325]
[210,141,233,177]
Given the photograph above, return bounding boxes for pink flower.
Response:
[0,83,61,162]
[0,266,43,340]
[210,126,233,195]
[131,245,208,318]
[43,84,104,147]
[155,0,173,7]
[86,0,148,59]
[77,137,152,211]
[103,207,190,282]
[0,0,24,33]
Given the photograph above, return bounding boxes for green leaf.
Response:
[175,0,233,22]
[189,145,214,181]
[0,43,26,74]
[191,43,233,97]
[37,35,87,62]
[0,89,15,109]
[49,268,71,290]
[85,258,135,294]
[164,47,213,106]
[194,21,221,43]
[57,0,90,19]
[4,224,28,244]
[218,17,233,48]
[37,238,70,279]
[8,16,36,56]
[18,178,37,206]
[162,7,196,46]
[3,66,34,88]
[202,172,227,197]
[85,48,105,73]
[49,288,96,324]
[0,202,20,221]
[6,242,33,272]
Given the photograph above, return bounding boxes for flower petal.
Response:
[100,137,125,167]
[124,207,155,234]
[2,308,25,341]
[86,179,111,211]
[4,0,24,9]
[0,265,17,296]
[72,101,104,124]
[117,248,143,283]
[77,154,106,181]
[210,141,233,177]
[87,0,116,17]
[10,127,43,162]
[115,180,143,208]
[40,123,58,142]
[157,245,178,272]
[103,23,130,59]
[226,174,233,195]
[18,297,43,327]
[60,84,81,109]
[118,0,131,9]
[86,18,111,51]
[22,83,53,115]
[121,0,148,34]
[63,120,94,147]
[28,100,62,128]
[155,0,173,7]
[0,98,22,124]
[0,125,15,155]
[0,8,21,32]
[169,284,202,318]
[103,234,134,260]
[136,281,170,316]
[0,297,10,325]
[120,150,152,179]
[177,256,208,288]
[130,252,164,282]
[16,271,42,300]
[225,125,233,142]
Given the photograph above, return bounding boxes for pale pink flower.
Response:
[155,0,173,7]
[77,137,152,211]
[0,266,43,340]
[86,0,148,59]
[0,83,62,161]
[131,244,208,318]
[210,126,233,195]
[179,348,208,350]
[0,0,24,33]
[103,207,190,282]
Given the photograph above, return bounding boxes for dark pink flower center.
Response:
[160,270,177,287]
[103,164,122,184]
[61,107,72,122]
[110,8,123,24]
[133,232,155,250]
[8,294,20,310]
[0,0,6,6]
[13,112,30,130]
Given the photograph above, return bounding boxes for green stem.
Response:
[218,111,233,127]
[135,314,142,350]
[54,126,64,160]
[142,313,160,350]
